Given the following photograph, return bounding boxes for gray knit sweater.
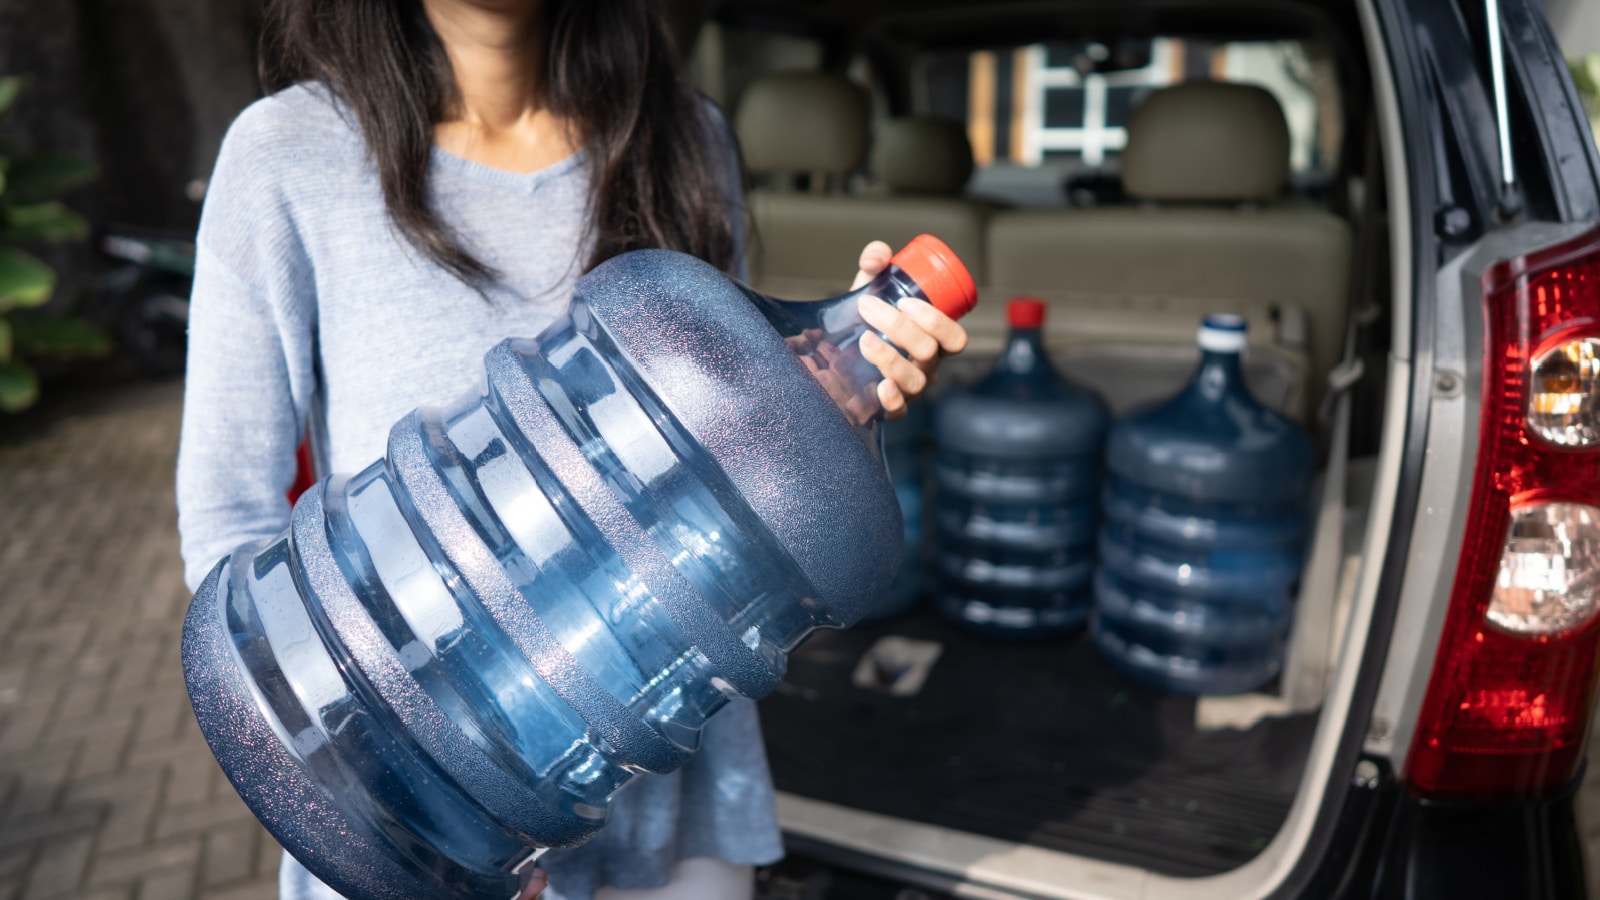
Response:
[176,84,782,900]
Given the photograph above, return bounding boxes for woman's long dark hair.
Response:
[258,0,739,283]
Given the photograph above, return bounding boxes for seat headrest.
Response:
[735,72,869,175]
[871,117,975,196]
[1122,82,1290,203]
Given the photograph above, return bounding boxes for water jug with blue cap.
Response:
[179,236,976,900]
[1092,313,1315,695]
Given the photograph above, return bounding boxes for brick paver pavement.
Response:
[0,378,279,900]
[4,375,1600,900]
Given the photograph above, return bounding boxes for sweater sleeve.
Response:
[176,97,321,593]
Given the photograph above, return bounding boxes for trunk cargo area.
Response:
[760,608,1319,877]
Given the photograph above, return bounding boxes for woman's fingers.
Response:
[850,240,893,290]
[894,296,969,356]
[858,296,941,366]
[876,375,909,420]
[848,240,969,359]
[516,866,548,899]
[839,237,969,418]
[861,330,927,405]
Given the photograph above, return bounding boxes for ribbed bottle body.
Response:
[931,449,1101,635]
[1090,314,1314,695]
[1092,477,1307,694]
[930,306,1108,638]
[186,299,844,900]
[182,241,978,900]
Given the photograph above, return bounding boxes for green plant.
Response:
[0,74,105,413]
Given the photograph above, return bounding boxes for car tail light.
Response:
[288,439,317,506]
[1406,226,1600,801]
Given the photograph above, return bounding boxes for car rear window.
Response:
[922,38,1342,206]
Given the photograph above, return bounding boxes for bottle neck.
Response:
[744,263,933,432]
[749,264,928,336]
[998,326,1049,376]
[845,264,927,312]
[1193,349,1245,403]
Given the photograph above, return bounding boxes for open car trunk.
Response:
[713,0,1405,889]
[755,319,1387,892]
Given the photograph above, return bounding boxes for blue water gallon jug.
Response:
[180,237,976,900]
[931,298,1109,638]
[859,404,931,622]
[1091,313,1315,695]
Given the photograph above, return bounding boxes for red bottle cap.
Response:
[1008,297,1046,329]
[889,234,978,320]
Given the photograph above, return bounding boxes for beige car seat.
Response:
[736,73,990,297]
[980,82,1352,416]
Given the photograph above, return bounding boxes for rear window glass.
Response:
[923,38,1341,206]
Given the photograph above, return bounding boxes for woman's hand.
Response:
[515,866,548,899]
[852,240,969,419]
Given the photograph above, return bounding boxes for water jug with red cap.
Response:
[931,297,1109,638]
[179,236,976,900]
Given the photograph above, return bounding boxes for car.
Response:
[670,0,1600,896]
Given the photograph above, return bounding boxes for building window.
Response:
[959,39,1336,175]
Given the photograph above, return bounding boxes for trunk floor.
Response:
[759,608,1318,878]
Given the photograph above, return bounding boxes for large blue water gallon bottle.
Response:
[1091,313,1315,695]
[180,237,976,900]
[931,298,1109,638]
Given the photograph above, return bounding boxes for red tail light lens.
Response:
[1406,227,1600,801]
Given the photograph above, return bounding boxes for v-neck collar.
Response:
[429,144,587,193]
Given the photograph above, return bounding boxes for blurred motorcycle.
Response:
[98,229,193,376]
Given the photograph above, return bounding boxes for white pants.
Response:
[280,852,754,900]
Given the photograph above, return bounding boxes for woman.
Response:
[175,0,968,898]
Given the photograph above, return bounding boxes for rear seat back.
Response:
[870,117,975,197]
[736,71,869,185]
[736,74,990,296]
[981,82,1352,415]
